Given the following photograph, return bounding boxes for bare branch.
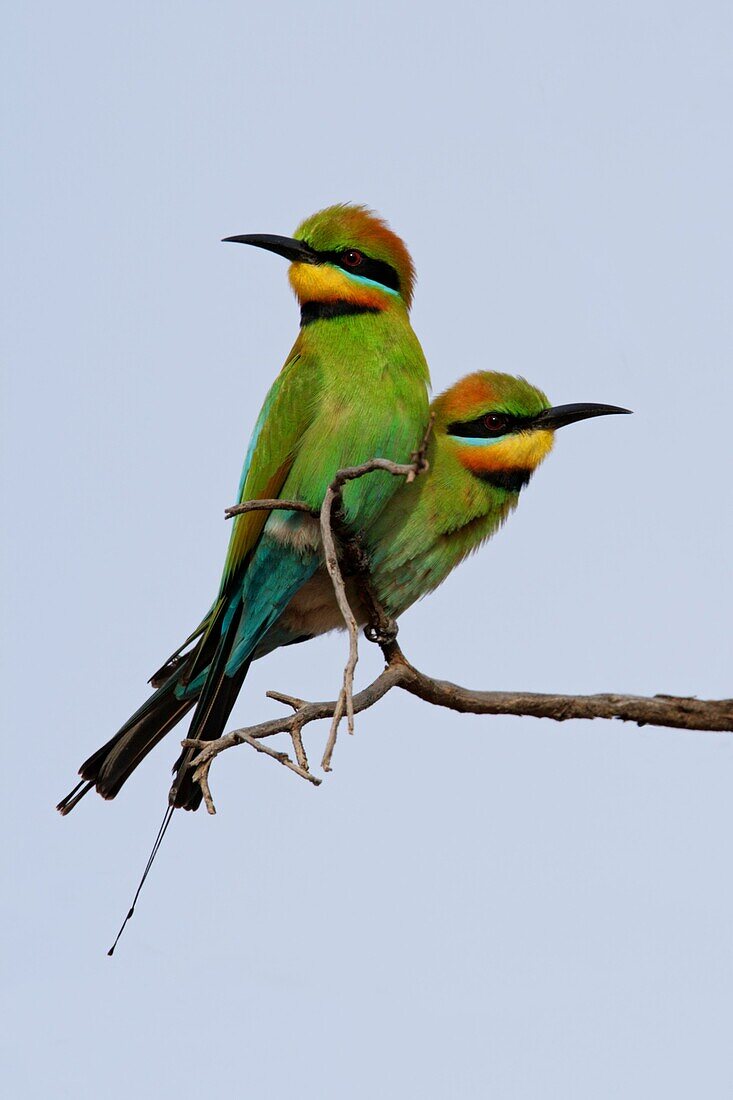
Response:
[182,649,733,811]
[396,664,733,733]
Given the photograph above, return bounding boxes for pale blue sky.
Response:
[3,2,733,1097]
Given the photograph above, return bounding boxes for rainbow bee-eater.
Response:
[58,204,430,814]
[365,371,629,617]
[257,372,630,641]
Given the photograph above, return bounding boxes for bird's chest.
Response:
[303,321,424,409]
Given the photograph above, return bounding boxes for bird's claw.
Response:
[364,618,398,646]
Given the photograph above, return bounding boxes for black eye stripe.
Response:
[311,248,401,293]
[447,413,525,438]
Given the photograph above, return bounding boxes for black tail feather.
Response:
[57,779,95,816]
[168,605,251,811]
[147,612,214,687]
[58,600,255,814]
[56,665,196,814]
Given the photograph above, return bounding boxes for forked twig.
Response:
[182,720,321,815]
[267,690,310,770]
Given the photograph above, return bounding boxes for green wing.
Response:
[219,346,312,592]
[156,343,313,686]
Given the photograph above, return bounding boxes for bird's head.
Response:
[433,372,630,492]
[223,204,415,312]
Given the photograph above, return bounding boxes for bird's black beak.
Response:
[532,403,632,430]
[221,233,317,263]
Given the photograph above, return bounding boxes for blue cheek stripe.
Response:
[456,435,508,447]
[343,270,400,296]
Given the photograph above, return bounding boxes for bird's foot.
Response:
[364,617,398,646]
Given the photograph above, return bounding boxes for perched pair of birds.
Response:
[58,204,629,814]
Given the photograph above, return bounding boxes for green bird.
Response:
[58,203,430,814]
[255,371,629,644]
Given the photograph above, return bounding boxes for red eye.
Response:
[484,413,509,435]
[342,249,364,268]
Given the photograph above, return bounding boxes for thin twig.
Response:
[406,412,435,482]
[289,723,309,772]
[194,757,217,816]
[318,431,434,770]
[182,723,321,816]
[225,499,318,519]
[186,664,404,777]
[236,733,321,784]
[319,481,359,770]
[266,690,306,710]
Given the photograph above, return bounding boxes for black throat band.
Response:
[300,300,381,326]
[476,468,534,492]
